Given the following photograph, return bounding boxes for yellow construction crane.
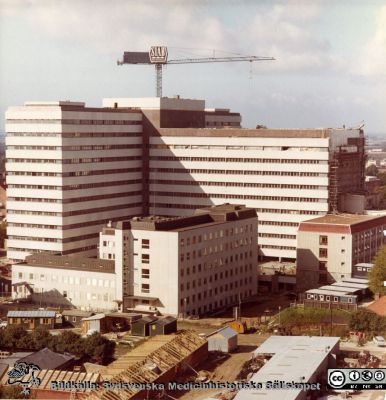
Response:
[118,46,275,97]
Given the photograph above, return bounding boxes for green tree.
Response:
[31,326,51,350]
[2,325,30,349]
[49,331,85,358]
[366,164,379,176]
[83,332,115,364]
[349,308,386,334]
[377,172,386,186]
[369,246,386,296]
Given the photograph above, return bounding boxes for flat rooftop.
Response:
[306,288,358,297]
[302,214,378,225]
[21,253,115,274]
[107,204,257,232]
[235,336,340,400]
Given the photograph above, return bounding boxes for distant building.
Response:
[296,214,386,291]
[7,310,56,329]
[303,277,369,310]
[11,254,117,311]
[352,262,373,279]
[62,309,94,327]
[99,203,258,316]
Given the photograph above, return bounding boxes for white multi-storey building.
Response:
[6,97,365,262]
[99,204,258,316]
[104,97,365,261]
[6,101,143,260]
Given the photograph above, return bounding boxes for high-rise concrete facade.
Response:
[6,97,365,262]
[6,101,143,260]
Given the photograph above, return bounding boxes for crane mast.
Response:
[117,46,275,97]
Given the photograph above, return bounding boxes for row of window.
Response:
[260,245,296,250]
[150,144,328,152]
[258,221,298,227]
[9,232,98,243]
[256,208,324,215]
[180,225,254,246]
[7,131,143,137]
[258,233,297,239]
[180,263,253,278]
[150,156,326,164]
[151,203,324,215]
[7,144,140,151]
[7,156,141,164]
[150,191,326,203]
[306,293,354,303]
[18,272,115,287]
[181,248,253,262]
[8,202,142,217]
[7,119,141,125]
[9,191,142,204]
[149,179,325,190]
[150,168,326,177]
[7,167,142,177]
[8,179,141,191]
[8,214,136,231]
[180,277,253,293]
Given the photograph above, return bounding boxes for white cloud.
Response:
[356,5,386,78]
[1,0,340,74]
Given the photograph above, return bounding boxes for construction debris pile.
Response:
[236,356,266,381]
[343,350,381,368]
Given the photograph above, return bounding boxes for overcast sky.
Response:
[0,0,385,134]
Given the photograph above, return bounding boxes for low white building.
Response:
[100,204,258,316]
[11,254,118,312]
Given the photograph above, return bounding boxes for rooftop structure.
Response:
[235,336,340,400]
[7,310,56,318]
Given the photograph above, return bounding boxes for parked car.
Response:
[373,336,386,347]
[0,321,8,329]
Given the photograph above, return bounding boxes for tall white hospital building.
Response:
[6,97,365,261]
[5,101,143,260]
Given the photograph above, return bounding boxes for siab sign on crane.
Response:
[149,46,168,64]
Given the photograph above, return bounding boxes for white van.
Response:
[373,336,386,347]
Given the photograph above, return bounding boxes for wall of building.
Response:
[148,134,332,260]
[297,231,352,291]
[12,264,117,311]
[6,102,143,261]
